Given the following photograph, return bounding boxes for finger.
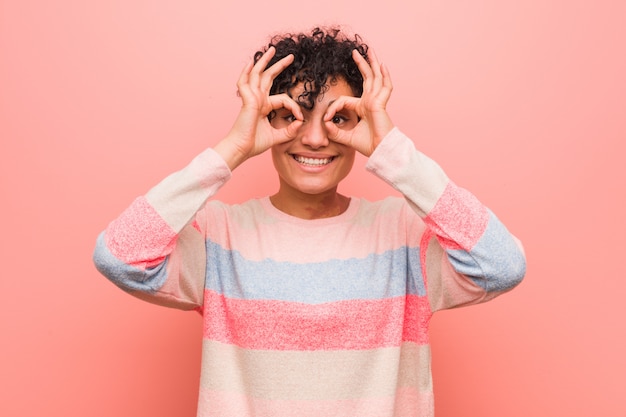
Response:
[270,117,303,146]
[323,98,359,148]
[263,53,294,79]
[381,62,393,87]
[367,48,383,79]
[280,119,304,141]
[324,120,361,152]
[269,93,304,120]
[324,96,360,121]
[324,119,344,143]
[352,49,373,82]
[236,58,255,94]
[354,48,387,94]
[251,46,276,74]
[260,53,294,91]
[248,46,277,85]
[238,58,254,82]
[354,49,380,93]
[364,49,386,93]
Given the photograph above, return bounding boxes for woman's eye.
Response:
[332,115,348,124]
[283,114,296,123]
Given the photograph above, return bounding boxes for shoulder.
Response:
[195,198,267,234]
[203,198,266,221]
[357,196,410,216]
[352,197,426,247]
[355,196,421,226]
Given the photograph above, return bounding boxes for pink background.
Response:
[1,0,625,416]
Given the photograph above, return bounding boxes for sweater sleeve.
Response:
[92,148,232,310]
[365,128,526,312]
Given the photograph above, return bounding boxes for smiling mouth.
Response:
[292,155,336,166]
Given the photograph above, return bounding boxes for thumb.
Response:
[284,120,303,140]
[324,120,352,147]
[274,120,303,145]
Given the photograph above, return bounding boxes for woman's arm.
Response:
[366,128,526,311]
[93,148,231,310]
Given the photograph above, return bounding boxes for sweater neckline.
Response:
[259,196,360,225]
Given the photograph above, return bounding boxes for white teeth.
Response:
[293,155,333,166]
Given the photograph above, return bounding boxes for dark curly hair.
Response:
[254,27,369,111]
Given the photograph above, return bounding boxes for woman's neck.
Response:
[269,189,351,220]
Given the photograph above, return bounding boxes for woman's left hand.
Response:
[323,48,394,157]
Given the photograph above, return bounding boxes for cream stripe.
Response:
[366,128,449,218]
[204,197,426,263]
[146,148,231,232]
[197,387,434,417]
[199,340,432,401]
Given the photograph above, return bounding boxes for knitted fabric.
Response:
[94,128,526,416]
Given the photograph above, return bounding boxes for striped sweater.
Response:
[93,127,526,417]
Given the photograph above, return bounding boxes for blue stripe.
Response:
[93,232,170,293]
[446,212,526,292]
[205,240,426,303]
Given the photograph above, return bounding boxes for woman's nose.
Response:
[299,119,329,149]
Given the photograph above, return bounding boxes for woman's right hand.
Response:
[214,47,303,171]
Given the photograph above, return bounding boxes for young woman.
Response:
[94,27,526,417]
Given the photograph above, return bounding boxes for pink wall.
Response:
[1,0,625,416]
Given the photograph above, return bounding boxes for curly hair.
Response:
[254,27,369,111]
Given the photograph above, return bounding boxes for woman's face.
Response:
[270,77,358,198]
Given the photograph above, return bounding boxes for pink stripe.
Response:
[419,229,434,293]
[202,291,430,350]
[197,387,433,417]
[424,182,488,250]
[403,295,432,345]
[105,196,177,269]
